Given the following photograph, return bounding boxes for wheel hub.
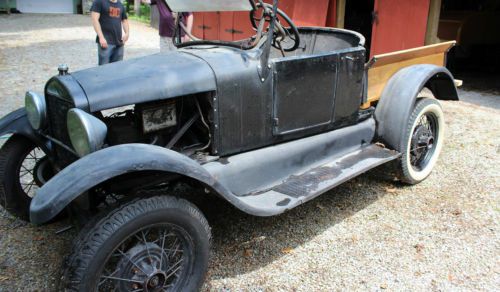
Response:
[116,242,169,291]
[410,113,438,171]
[412,125,434,153]
[146,272,166,290]
[33,156,54,186]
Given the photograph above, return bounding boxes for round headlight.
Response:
[67,109,107,157]
[25,91,47,130]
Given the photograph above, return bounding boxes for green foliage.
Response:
[124,0,151,24]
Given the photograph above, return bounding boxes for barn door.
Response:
[370,0,431,56]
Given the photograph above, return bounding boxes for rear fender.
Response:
[374,64,458,151]
[0,108,50,153]
[29,144,236,224]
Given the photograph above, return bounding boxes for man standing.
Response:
[91,0,129,65]
[143,0,193,52]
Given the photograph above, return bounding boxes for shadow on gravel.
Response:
[457,89,500,111]
[453,71,500,111]
[0,163,400,289]
[202,164,398,280]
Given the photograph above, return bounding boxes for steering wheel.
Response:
[250,3,300,52]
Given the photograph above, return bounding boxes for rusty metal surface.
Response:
[238,144,399,214]
[203,118,376,197]
[268,145,397,198]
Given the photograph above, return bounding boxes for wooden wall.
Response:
[192,0,338,41]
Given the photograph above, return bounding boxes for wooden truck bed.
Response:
[363,41,457,109]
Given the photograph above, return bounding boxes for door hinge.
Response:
[225,28,244,34]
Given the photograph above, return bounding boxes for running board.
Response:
[236,145,399,214]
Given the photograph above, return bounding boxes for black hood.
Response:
[70,52,216,112]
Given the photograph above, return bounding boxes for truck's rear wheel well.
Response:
[424,73,459,101]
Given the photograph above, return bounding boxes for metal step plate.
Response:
[237,145,399,214]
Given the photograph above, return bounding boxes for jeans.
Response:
[97,44,124,65]
[160,37,176,53]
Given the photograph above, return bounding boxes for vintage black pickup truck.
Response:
[0,0,458,290]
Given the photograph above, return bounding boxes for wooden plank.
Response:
[367,53,445,104]
[370,0,431,56]
[325,0,337,27]
[192,12,204,39]
[336,0,345,28]
[292,0,330,27]
[369,41,455,67]
[425,0,442,45]
[203,12,220,40]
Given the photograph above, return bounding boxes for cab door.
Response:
[272,54,338,135]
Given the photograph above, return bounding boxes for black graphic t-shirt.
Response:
[91,0,128,46]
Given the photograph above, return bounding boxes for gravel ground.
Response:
[0,14,499,291]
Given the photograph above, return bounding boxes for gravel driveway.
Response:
[0,14,499,291]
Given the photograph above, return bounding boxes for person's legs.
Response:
[159,37,176,53]
[98,44,114,65]
[109,45,124,63]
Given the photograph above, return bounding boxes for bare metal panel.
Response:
[165,0,252,12]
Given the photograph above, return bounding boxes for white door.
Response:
[17,0,74,14]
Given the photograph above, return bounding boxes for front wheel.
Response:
[398,97,445,184]
[0,135,51,220]
[61,196,212,292]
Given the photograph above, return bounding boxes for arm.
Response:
[91,12,108,48]
[185,13,194,35]
[121,5,129,44]
[182,13,194,42]
[122,19,130,43]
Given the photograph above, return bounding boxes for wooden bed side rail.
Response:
[362,41,456,109]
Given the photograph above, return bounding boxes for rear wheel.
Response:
[61,196,211,292]
[0,135,51,220]
[398,97,445,184]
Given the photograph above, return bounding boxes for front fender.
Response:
[29,144,236,224]
[0,108,50,152]
[374,64,458,151]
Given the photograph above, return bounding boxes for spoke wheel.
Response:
[19,146,45,198]
[409,113,439,171]
[98,224,192,291]
[0,135,52,220]
[61,196,211,292]
[398,96,445,184]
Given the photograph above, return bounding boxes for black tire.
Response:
[0,135,46,220]
[398,96,445,184]
[61,196,211,292]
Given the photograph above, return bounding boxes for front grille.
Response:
[46,93,77,167]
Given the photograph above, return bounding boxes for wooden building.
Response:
[188,0,438,57]
[182,0,499,58]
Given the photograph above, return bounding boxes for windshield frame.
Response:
[164,0,254,12]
